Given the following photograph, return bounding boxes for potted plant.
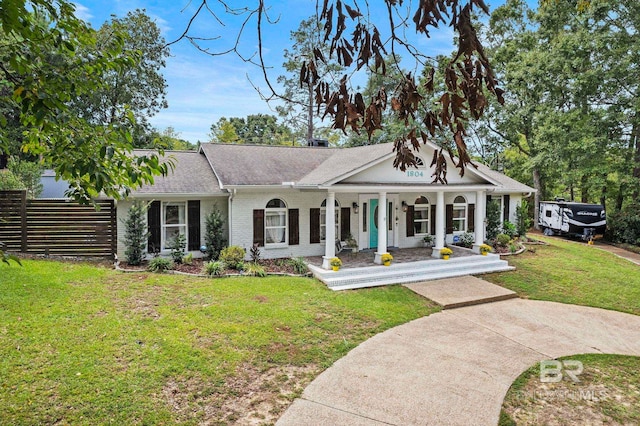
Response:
[380,253,393,266]
[479,243,492,256]
[440,247,453,260]
[423,234,434,248]
[329,257,342,271]
[346,234,358,253]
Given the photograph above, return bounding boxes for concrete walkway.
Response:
[594,241,640,265]
[277,298,640,425]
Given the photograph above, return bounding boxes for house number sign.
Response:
[406,170,425,178]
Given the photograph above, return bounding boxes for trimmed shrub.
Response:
[122,201,149,266]
[486,200,502,241]
[147,257,173,273]
[220,245,245,270]
[502,221,517,239]
[169,234,187,264]
[496,233,511,247]
[204,208,227,261]
[515,200,532,236]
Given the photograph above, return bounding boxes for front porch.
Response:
[306,246,514,291]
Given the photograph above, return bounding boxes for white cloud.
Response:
[72,2,93,21]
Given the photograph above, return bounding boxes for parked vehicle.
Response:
[538,200,606,240]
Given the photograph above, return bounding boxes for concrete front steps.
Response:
[307,254,514,291]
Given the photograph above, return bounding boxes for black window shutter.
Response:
[187,200,200,251]
[310,208,320,244]
[405,205,415,237]
[486,195,492,215]
[503,195,511,222]
[468,203,475,232]
[253,209,265,246]
[289,209,299,245]
[430,206,436,235]
[340,207,351,240]
[147,201,161,253]
[446,204,454,234]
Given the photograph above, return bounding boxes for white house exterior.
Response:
[116,142,534,269]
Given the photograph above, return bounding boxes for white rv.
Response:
[538,200,606,240]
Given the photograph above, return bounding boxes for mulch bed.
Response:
[117,258,304,276]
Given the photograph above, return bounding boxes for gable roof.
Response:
[198,142,534,193]
[131,150,223,195]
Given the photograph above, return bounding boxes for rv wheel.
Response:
[543,228,554,236]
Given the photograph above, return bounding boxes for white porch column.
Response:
[473,189,486,253]
[432,190,446,258]
[374,191,388,264]
[321,191,337,269]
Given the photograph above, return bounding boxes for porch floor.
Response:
[305,246,474,269]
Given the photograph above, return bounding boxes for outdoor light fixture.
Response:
[352,202,359,214]
[401,201,408,212]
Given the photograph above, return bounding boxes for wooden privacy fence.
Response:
[0,190,116,258]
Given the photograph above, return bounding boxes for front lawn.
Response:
[0,260,438,425]
[484,236,640,315]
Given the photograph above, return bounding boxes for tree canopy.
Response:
[0,1,172,202]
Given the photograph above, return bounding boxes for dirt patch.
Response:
[503,363,640,425]
[161,364,319,425]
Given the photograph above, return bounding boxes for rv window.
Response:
[545,210,552,218]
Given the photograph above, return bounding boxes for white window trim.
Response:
[161,201,187,252]
[452,196,467,234]
[414,197,430,236]
[265,199,288,248]
[320,199,340,242]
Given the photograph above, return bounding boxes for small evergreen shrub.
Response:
[204,260,224,276]
[204,208,227,261]
[502,221,517,239]
[220,245,245,270]
[147,257,173,273]
[245,262,266,277]
[486,200,502,241]
[122,201,149,266]
[515,200,532,237]
[496,233,511,247]
[169,234,186,264]
[288,257,308,275]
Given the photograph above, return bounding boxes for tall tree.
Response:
[276,17,343,145]
[209,114,294,145]
[0,1,171,202]
[73,9,169,143]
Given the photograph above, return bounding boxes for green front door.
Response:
[369,199,378,249]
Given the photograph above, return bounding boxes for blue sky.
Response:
[74,1,506,143]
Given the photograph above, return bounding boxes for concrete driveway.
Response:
[277,298,640,425]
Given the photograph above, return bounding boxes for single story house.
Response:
[115,141,534,269]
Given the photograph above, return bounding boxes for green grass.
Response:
[484,236,640,315]
[0,259,438,425]
[499,354,640,425]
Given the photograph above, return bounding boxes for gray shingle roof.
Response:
[199,143,337,186]
[198,142,534,193]
[131,150,223,195]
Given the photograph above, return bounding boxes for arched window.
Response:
[320,199,340,242]
[413,196,430,235]
[265,198,287,245]
[453,195,467,232]
[415,157,426,168]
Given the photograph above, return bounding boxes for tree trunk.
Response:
[634,128,640,202]
[533,168,542,230]
[306,83,314,144]
[581,174,589,203]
